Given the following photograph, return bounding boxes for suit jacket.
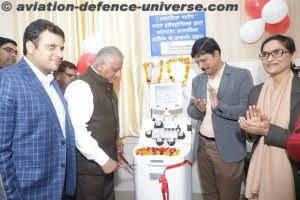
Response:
[0,58,76,200]
[249,74,300,199]
[187,63,254,163]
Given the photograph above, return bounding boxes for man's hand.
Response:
[191,96,206,112]
[101,158,118,174]
[209,88,219,109]
[116,137,124,153]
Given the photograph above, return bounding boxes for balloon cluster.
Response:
[240,0,290,43]
[77,35,102,74]
[77,53,95,74]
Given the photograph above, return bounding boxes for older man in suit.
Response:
[187,37,253,200]
[0,19,76,200]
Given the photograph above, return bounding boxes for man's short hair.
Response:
[57,60,77,73]
[93,46,124,66]
[0,37,17,47]
[23,19,64,55]
[191,37,221,58]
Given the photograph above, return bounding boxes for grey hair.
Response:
[93,46,124,65]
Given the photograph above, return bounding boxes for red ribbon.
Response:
[118,152,135,171]
[159,160,192,200]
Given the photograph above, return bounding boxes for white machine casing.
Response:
[134,83,193,200]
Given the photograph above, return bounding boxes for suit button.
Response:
[61,141,65,145]
[61,164,66,168]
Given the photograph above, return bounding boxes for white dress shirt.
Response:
[24,57,66,138]
[200,63,225,138]
[64,79,109,166]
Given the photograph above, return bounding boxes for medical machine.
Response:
[133,83,193,200]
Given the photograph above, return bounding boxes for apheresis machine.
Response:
[133,83,193,200]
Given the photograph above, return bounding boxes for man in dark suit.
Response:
[187,37,253,200]
[0,36,18,200]
[54,60,78,94]
[0,19,76,200]
[0,37,18,68]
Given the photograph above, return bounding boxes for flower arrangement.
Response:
[135,147,180,156]
[143,57,190,85]
[166,57,190,85]
[143,60,163,85]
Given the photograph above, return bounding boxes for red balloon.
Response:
[76,53,95,74]
[245,0,270,19]
[265,15,290,35]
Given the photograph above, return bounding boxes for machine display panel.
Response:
[149,83,183,110]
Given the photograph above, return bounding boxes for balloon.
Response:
[82,35,102,54]
[262,0,288,24]
[245,0,270,19]
[265,15,290,34]
[240,18,265,43]
[77,53,95,74]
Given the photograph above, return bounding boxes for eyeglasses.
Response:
[60,71,77,78]
[259,49,289,60]
[0,47,19,55]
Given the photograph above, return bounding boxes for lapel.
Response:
[198,75,208,99]
[52,80,68,111]
[291,75,300,111]
[18,58,64,137]
[217,63,230,99]
[53,80,71,135]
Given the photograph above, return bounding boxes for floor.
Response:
[116,191,246,200]
[115,191,202,200]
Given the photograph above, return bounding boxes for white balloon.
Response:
[239,18,265,44]
[262,0,288,24]
[82,35,103,54]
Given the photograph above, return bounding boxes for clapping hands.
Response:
[191,86,219,112]
[209,88,218,109]
[238,105,271,136]
[191,96,207,112]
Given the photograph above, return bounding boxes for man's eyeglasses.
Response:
[1,47,19,55]
[259,49,289,60]
[59,71,77,78]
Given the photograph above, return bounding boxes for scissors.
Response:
[117,163,137,170]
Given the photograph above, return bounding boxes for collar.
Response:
[89,66,111,85]
[208,62,225,80]
[24,56,54,86]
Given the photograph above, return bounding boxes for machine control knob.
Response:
[154,120,164,128]
[176,125,181,133]
[187,124,192,131]
[178,131,185,139]
[167,140,175,146]
[145,130,152,138]
[156,137,164,146]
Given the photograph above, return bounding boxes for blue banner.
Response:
[150,12,206,56]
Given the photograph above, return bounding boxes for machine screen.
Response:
[150,83,183,110]
[155,86,179,105]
